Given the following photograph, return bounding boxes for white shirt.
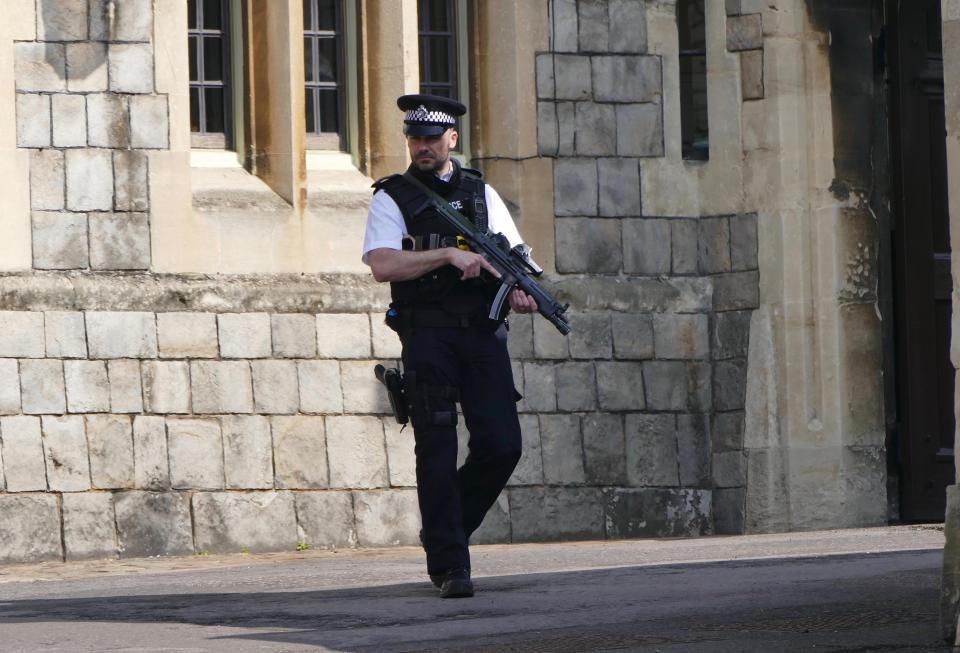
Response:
[362,173,525,265]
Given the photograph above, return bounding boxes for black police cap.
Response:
[397,93,466,136]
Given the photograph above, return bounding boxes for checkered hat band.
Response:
[404,105,455,126]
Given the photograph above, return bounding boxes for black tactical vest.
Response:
[373,161,492,315]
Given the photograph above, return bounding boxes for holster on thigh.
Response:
[404,370,459,427]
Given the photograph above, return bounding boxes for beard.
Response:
[414,150,449,173]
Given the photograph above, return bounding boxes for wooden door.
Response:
[889,0,953,521]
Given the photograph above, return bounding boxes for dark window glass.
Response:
[418,0,458,102]
[304,0,344,143]
[678,0,708,160]
[188,0,231,145]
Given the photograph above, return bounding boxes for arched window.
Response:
[678,0,708,160]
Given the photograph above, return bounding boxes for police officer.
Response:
[362,94,538,598]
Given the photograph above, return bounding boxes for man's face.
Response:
[407,128,459,173]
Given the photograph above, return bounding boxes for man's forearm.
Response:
[368,247,453,282]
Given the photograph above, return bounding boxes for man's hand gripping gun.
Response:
[403,172,572,335]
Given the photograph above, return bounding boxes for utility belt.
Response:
[384,306,498,332]
[402,233,471,252]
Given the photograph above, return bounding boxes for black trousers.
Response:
[400,324,522,575]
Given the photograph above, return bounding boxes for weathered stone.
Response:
[741,49,764,100]
[713,487,746,535]
[611,313,654,359]
[251,360,299,414]
[557,101,576,155]
[598,157,641,216]
[104,0,154,41]
[41,415,89,491]
[0,360,21,415]
[726,0,742,15]
[193,491,297,554]
[568,312,613,359]
[167,418,224,489]
[667,218,697,275]
[0,495,62,563]
[578,0,609,51]
[713,310,752,360]
[592,55,660,102]
[641,361,686,411]
[677,413,711,487]
[714,358,748,411]
[66,149,113,211]
[130,95,169,148]
[596,361,645,410]
[556,362,597,411]
[316,314,371,358]
[113,150,149,212]
[62,492,116,560]
[85,225,133,289]
[17,93,51,147]
[133,415,168,490]
[51,93,87,147]
[539,413,585,484]
[625,413,678,486]
[272,314,317,358]
[616,102,663,157]
[66,42,107,92]
[327,416,388,489]
[30,149,65,210]
[273,416,327,489]
[15,42,66,92]
[157,313,218,358]
[727,14,763,52]
[554,159,598,217]
[370,314,402,359]
[556,218,622,273]
[689,361,713,412]
[536,53,554,99]
[575,103,617,156]
[507,314,534,359]
[65,360,110,412]
[605,488,712,537]
[553,54,592,101]
[509,487,604,542]
[108,44,154,93]
[296,491,358,549]
[537,101,559,156]
[142,361,190,414]
[20,359,66,415]
[32,211,89,270]
[353,489,421,546]
[298,360,343,414]
[533,316,570,359]
[218,415,272,489]
[0,312,44,358]
[730,214,759,270]
[712,411,744,452]
[384,418,416,487]
[191,361,254,414]
[37,0,87,40]
[623,218,671,274]
[699,217,731,274]
[86,94,129,147]
[714,450,746,488]
[108,360,143,413]
[341,360,391,414]
[654,313,709,360]
[522,362,557,412]
[509,414,544,486]
[45,311,87,358]
[583,413,626,484]
[713,271,760,311]
[86,415,134,488]
[115,491,193,558]
[609,0,647,53]
[551,0,579,52]
[218,313,271,359]
[471,493,512,544]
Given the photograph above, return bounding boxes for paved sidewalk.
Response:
[0,525,948,652]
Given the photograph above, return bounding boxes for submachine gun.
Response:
[375,171,572,425]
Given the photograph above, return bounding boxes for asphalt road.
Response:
[0,526,948,652]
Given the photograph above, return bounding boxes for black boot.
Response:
[438,568,474,598]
